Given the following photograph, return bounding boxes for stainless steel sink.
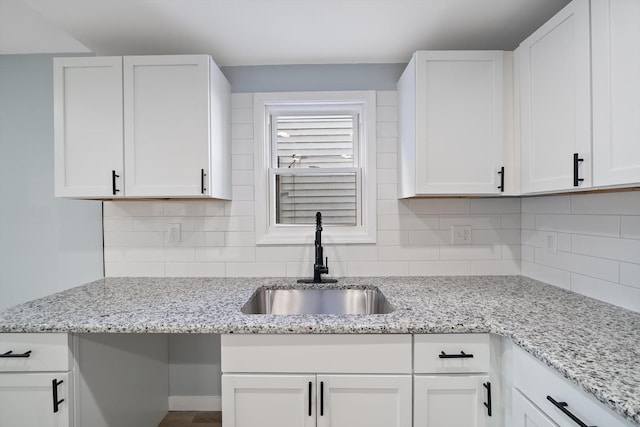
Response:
[241,288,393,315]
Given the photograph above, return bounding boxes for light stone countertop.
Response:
[0,276,638,424]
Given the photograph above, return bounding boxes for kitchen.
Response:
[0,0,639,426]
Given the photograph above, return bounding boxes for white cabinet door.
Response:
[317,375,411,427]
[592,0,640,186]
[221,374,316,427]
[519,0,591,193]
[123,55,211,197]
[398,51,506,196]
[0,372,72,427]
[54,57,124,198]
[414,375,491,427]
[512,389,558,427]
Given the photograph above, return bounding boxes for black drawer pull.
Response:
[52,379,64,413]
[308,381,312,416]
[439,351,474,359]
[483,382,492,416]
[320,381,324,416]
[547,396,595,427]
[112,170,120,195]
[573,153,584,187]
[1,350,32,358]
[497,166,505,192]
[201,169,206,194]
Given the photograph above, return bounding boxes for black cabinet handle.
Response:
[439,351,474,359]
[320,381,324,416]
[573,153,584,187]
[1,350,32,358]
[497,167,504,192]
[483,382,492,416]
[547,396,595,427]
[201,169,206,194]
[112,170,120,195]
[308,381,312,416]
[52,379,64,413]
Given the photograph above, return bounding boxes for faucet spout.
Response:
[298,212,337,284]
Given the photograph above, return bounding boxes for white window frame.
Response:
[254,91,377,245]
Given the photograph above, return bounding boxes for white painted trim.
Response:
[253,91,377,245]
[168,396,222,411]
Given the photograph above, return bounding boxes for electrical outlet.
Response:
[168,223,181,242]
[451,225,472,245]
[543,231,557,253]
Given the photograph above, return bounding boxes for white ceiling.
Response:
[5,0,571,66]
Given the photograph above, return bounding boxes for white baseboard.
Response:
[169,396,222,411]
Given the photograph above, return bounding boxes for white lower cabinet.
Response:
[512,389,558,427]
[222,374,411,427]
[0,372,72,427]
[414,375,491,427]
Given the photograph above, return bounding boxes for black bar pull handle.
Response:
[547,396,595,427]
[483,382,492,417]
[1,350,32,358]
[308,381,312,416]
[112,170,120,195]
[497,167,505,192]
[439,351,474,359]
[52,379,64,413]
[201,169,206,194]
[573,153,584,187]
[320,381,324,416]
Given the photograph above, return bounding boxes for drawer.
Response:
[0,333,72,372]
[414,333,490,373]
[513,345,632,427]
[221,334,412,374]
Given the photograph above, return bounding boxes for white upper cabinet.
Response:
[54,57,124,198]
[54,54,231,199]
[398,51,509,197]
[591,0,640,187]
[518,0,591,194]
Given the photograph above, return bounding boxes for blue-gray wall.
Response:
[0,54,103,311]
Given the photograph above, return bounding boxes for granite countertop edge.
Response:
[0,275,638,425]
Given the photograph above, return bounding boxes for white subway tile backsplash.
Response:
[166,232,207,247]
[521,261,571,290]
[557,233,572,252]
[377,183,398,200]
[195,247,256,262]
[376,168,397,184]
[570,192,640,215]
[521,195,570,214]
[133,217,195,232]
[105,262,165,277]
[377,200,410,216]
[224,200,254,216]
[165,262,226,277]
[231,93,253,109]
[103,217,133,232]
[501,214,521,229]
[378,214,439,231]
[226,262,287,277]
[202,216,254,232]
[255,246,312,262]
[376,106,397,122]
[127,247,196,263]
[439,215,501,230]
[535,214,620,237]
[231,185,254,201]
[472,229,520,245]
[572,234,640,264]
[408,230,451,246]
[376,152,397,169]
[231,123,253,139]
[471,260,520,275]
[104,231,164,247]
[231,140,254,155]
[502,245,521,260]
[231,169,254,186]
[377,230,410,246]
[224,231,254,247]
[440,245,501,260]
[408,199,470,215]
[163,201,205,217]
[231,154,253,170]
[620,262,640,289]
[521,213,535,230]
[349,261,408,277]
[376,138,397,153]
[376,122,397,138]
[521,245,534,262]
[378,246,439,261]
[104,201,163,217]
[470,198,520,214]
[570,273,640,312]
[376,91,397,106]
[409,260,470,276]
[534,249,619,282]
[204,201,226,217]
[231,108,253,124]
[621,216,640,240]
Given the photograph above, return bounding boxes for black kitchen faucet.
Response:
[297,212,337,284]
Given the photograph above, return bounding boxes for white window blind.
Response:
[272,115,360,225]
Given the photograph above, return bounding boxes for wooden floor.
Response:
[157,412,222,427]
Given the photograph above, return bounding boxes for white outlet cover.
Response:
[543,231,557,253]
[451,225,472,245]
[168,223,181,242]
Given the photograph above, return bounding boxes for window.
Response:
[254,91,377,244]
